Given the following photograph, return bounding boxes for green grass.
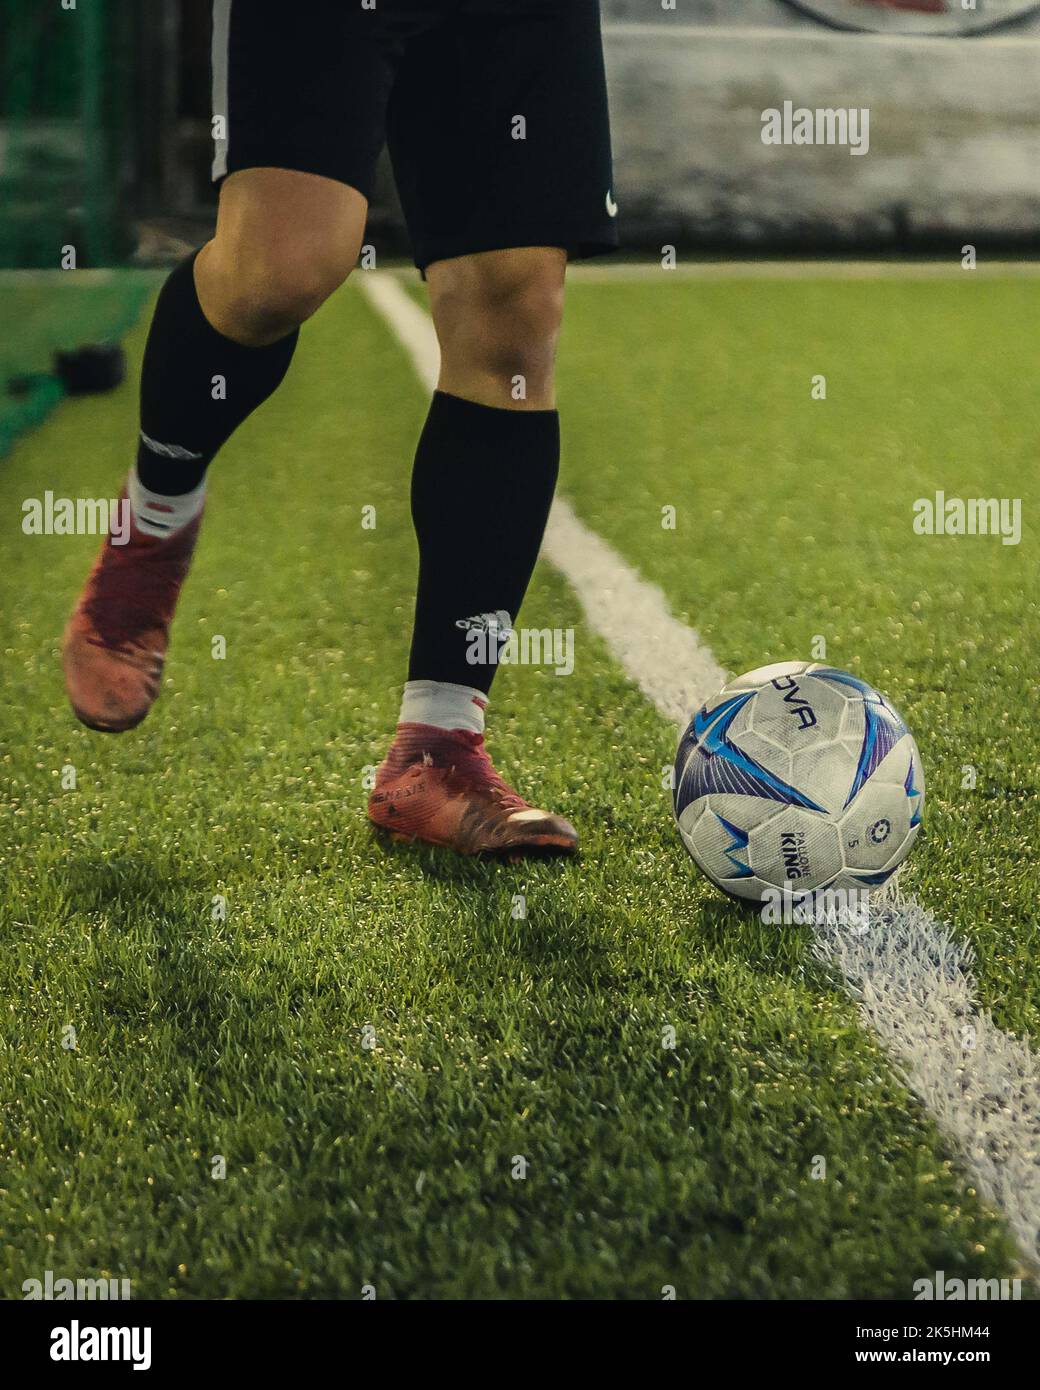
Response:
[0,272,160,456]
[0,273,1032,1298]
[559,276,1040,1038]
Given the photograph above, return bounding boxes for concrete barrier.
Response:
[601,5,1040,249]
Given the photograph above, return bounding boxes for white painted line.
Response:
[603,22,1040,48]
[815,905,1040,1264]
[564,261,1040,282]
[355,272,439,394]
[358,268,1040,1268]
[539,498,727,728]
[211,0,233,181]
[0,269,119,286]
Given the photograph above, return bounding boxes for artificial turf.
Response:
[559,273,1040,1037]
[0,272,1032,1297]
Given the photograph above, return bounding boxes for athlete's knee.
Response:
[199,169,367,342]
[222,246,353,340]
[432,251,566,402]
[484,274,565,388]
[199,231,357,343]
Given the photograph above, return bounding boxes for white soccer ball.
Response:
[673,661,924,902]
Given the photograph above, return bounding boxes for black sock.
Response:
[135,253,298,496]
[408,391,561,695]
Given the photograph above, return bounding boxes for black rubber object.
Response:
[54,343,126,394]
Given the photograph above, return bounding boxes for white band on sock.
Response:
[129,468,206,538]
[399,680,488,735]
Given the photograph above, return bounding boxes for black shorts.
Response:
[210,0,619,271]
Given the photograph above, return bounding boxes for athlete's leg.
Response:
[132,168,365,506]
[369,1,614,853]
[62,0,415,731]
[407,246,566,691]
[368,246,578,853]
[62,170,365,732]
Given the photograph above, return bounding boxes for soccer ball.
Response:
[673,661,924,902]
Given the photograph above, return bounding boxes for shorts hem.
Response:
[215,157,375,204]
[415,230,620,273]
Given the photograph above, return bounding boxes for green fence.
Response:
[0,0,137,269]
[0,1,149,457]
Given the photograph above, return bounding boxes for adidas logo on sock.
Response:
[454,610,513,637]
[140,430,203,461]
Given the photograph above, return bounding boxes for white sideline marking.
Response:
[604,22,1040,49]
[564,261,1040,282]
[356,273,440,394]
[358,269,1040,1267]
[815,908,1040,1264]
[539,500,726,726]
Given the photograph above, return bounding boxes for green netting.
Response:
[0,2,147,455]
[0,0,137,269]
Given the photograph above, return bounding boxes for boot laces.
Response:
[450,743,527,812]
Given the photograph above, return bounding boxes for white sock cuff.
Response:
[129,468,206,538]
[398,680,488,735]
